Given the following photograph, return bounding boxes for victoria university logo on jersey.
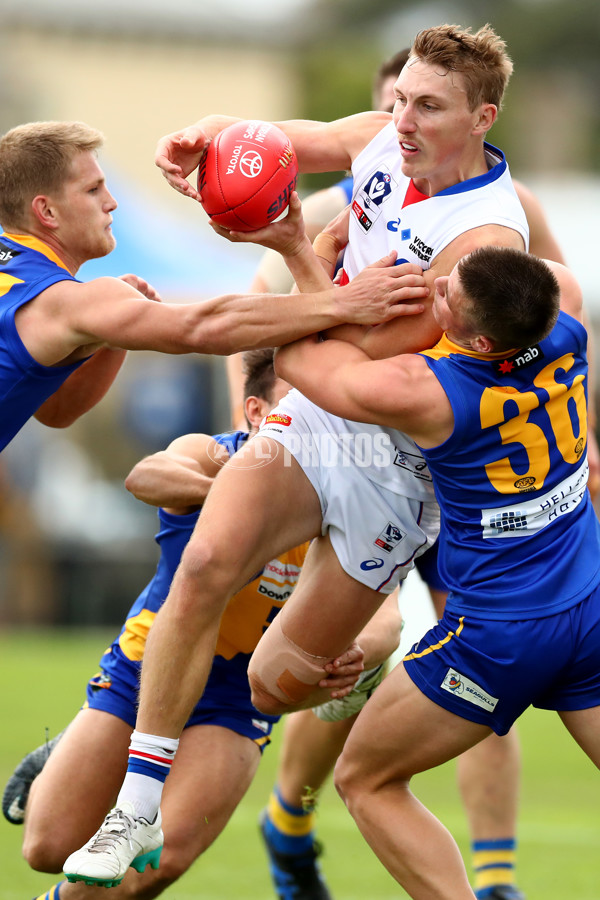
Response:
[0,241,20,264]
[492,345,544,375]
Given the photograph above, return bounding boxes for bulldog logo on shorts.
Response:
[374,522,405,553]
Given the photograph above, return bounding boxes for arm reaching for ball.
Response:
[210,191,428,315]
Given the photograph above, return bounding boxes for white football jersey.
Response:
[341,121,529,281]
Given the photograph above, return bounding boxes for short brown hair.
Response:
[410,24,513,111]
[242,348,277,404]
[457,247,560,351]
[0,121,104,229]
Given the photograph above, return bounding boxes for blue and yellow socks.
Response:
[263,785,316,855]
[32,882,64,900]
[472,837,518,898]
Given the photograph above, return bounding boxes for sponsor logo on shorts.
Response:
[252,718,270,733]
[374,521,405,553]
[441,669,498,712]
[360,558,384,571]
[0,241,19,264]
[88,672,112,691]
[493,345,544,375]
[264,413,292,426]
[393,449,432,482]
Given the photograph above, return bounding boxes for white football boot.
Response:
[313,663,387,722]
[63,801,163,887]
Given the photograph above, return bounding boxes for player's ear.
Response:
[31,195,59,229]
[472,103,496,135]
[471,334,495,353]
[245,395,267,431]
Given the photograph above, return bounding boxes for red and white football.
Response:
[197,120,298,232]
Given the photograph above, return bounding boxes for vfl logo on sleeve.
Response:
[374,522,405,553]
[493,345,544,375]
[0,241,20,264]
[441,669,498,712]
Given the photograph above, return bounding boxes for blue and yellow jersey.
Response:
[98,431,310,721]
[419,311,600,619]
[0,232,84,450]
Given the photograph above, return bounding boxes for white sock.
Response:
[116,731,179,821]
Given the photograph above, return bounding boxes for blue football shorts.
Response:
[403,582,600,735]
[84,659,277,752]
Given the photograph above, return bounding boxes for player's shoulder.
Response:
[341,110,393,159]
[165,432,230,474]
[545,261,583,322]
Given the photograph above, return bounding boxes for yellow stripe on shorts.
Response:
[403,616,465,661]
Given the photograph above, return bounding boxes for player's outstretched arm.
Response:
[210,192,427,319]
[18,262,429,368]
[155,112,390,197]
[33,346,127,427]
[275,334,451,446]
[125,433,228,512]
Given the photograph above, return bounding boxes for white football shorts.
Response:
[258,389,440,594]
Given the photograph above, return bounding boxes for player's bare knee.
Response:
[248,670,290,717]
[169,538,237,622]
[178,535,229,587]
[333,744,378,816]
[22,830,64,873]
[333,746,356,806]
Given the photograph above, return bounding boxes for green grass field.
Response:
[1,628,598,900]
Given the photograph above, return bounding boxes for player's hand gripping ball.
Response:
[197,120,298,232]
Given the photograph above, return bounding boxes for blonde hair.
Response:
[409,24,513,111]
[0,120,104,229]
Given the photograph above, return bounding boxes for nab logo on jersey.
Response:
[363,171,392,206]
[492,345,544,375]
